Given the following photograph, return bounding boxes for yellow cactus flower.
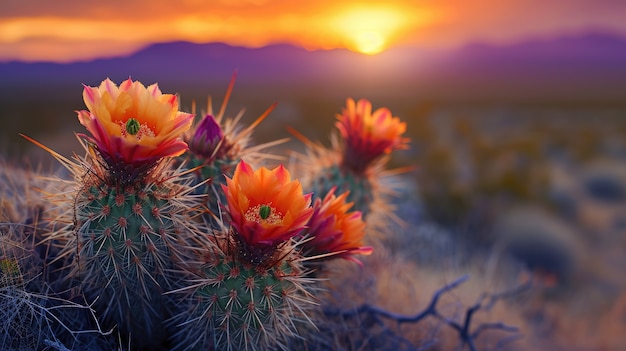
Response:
[77,78,193,169]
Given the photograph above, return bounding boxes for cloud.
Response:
[1,0,626,62]
[0,37,143,63]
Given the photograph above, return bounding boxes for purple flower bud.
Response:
[190,114,224,158]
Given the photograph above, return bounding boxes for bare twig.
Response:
[323,274,531,351]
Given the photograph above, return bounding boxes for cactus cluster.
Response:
[1,76,409,350]
[290,98,409,234]
[177,74,285,228]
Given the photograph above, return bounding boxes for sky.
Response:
[1,0,626,62]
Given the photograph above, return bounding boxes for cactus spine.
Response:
[72,163,199,348]
[292,98,409,229]
[8,78,407,350]
[308,162,375,218]
[43,78,199,349]
[169,161,317,351]
[170,235,314,351]
[180,74,284,227]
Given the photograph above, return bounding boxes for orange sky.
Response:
[1,0,625,62]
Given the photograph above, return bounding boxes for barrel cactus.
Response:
[169,160,317,351]
[46,78,206,349]
[292,98,409,232]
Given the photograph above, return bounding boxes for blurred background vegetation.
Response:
[2,65,626,350]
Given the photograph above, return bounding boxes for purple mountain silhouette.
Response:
[422,32,626,100]
[1,32,626,101]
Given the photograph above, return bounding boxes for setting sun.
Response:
[354,31,386,55]
[333,6,406,55]
[1,1,624,62]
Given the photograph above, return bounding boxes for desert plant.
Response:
[168,161,319,351]
[289,98,410,239]
[10,77,511,351]
[33,78,210,350]
[177,73,287,228]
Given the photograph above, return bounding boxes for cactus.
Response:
[36,78,205,349]
[70,163,202,348]
[291,98,409,232]
[0,158,119,350]
[307,163,375,218]
[179,73,286,227]
[169,161,318,351]
[169,234,315,351]
[7,77,411,350]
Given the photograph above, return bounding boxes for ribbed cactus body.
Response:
[184,154,238,224]
[309,164,374,219]
[75,181,184,349]
[171,244,314,351]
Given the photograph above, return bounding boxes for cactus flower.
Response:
[336,98,409,172]
[222,160,313,262]
[189,114,225,159]
[77,78,193,169]
[303,187,372,263]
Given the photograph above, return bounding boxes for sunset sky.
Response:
[1,0,626,62]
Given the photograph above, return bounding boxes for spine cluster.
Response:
[1,77,409,350]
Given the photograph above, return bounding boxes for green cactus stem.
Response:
[169,237,317,351]
[308,164,374,219]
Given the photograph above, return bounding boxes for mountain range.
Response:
[1,32,626,102]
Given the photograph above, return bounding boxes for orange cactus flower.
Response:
[336,98,409,172]
[302,187,372,263]
[222,160,314,262]
[77,78,193,169]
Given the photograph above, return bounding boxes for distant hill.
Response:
[2,32,626,164]
[423,32,626,101]
[2,32,626,102]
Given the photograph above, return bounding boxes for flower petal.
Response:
[77,78,194,170]
[223,160,313,263]
[336,98,409,172]
[302,187,369,262]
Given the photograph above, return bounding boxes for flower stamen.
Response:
[126,118,140,135]
[245,204,283,225]
[259,205,271,220]
[118,120,156,140]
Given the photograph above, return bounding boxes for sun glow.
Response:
[354,31,385,55]
[0,3,436,62]
[334,6,407,55]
